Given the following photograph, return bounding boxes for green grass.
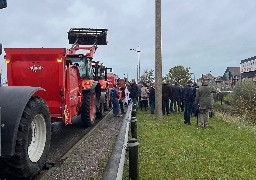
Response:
[136,111,256,180]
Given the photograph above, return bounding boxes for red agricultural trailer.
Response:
[0,28,108,179]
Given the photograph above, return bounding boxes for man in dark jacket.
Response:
[149,84,155,114]
[183,80,194,125]
[172,82,182,112]
[111,84,120,117]
[129,79,138,107]
[162,80,171,115]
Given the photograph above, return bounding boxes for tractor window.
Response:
[66,56,87,78]
[86,60,93,80]
[99,67,105,80]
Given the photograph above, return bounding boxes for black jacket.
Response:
[149,87,155,101]
[162,84,171,100]
[172,85,182,99]
[130,83,138,99]
[183,85,194,103]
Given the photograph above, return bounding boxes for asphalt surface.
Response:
[47,114,106,163]
[35,109,126,180]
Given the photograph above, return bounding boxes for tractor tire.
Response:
[81,90,96,127]
[0,97,51,179]
[109,97,112,109]
[104,95,110,111]
[97,102,104,118]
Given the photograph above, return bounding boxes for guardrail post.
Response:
[128,138,139,180]
[132,103,137,114]
[131,117,137,139]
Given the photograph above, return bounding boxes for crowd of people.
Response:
[110,78,216,128]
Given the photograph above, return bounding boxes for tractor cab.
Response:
[66,54,94,80]
[92,61,112,90]
[92,61,106,80]
[66,28,108,82]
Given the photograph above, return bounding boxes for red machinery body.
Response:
[4,28,108,126]
[107,72,117,88]
[5,48,82,124]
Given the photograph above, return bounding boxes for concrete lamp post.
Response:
[130,46,141,82]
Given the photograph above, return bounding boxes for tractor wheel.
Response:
[81,90,96,127]
[97,102,104,118]
[104,95,110,111]
[109,97,112,109]
[1,97,51,179]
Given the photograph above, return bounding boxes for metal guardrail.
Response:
[0,107,1,156]
[102,103,139,180]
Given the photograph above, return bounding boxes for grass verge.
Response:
[134,110,256,179]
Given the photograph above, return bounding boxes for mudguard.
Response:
[0,86,44,156]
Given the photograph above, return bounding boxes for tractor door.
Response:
[65,64,81,124]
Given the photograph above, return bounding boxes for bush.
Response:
[214,101,235,114]
[231,79,256,124]
[223,93,234,105]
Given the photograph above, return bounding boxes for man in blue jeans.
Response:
[111,84,121,117]
[183,80,194,125]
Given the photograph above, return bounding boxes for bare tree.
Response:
[140,69,155,84]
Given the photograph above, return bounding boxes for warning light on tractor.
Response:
[84,81,91,85]
[57,58,62,63]
[5,59,10,64]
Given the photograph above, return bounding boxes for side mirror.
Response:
[0,43,2,55]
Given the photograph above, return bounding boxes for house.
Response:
[223,67,240,81]
[240,56,256,81]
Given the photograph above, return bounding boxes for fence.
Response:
[102,103,139,180]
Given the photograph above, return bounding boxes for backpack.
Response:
[141,87,148,99]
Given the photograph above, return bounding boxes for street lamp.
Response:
[130,46,141,82]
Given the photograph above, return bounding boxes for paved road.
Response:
[48,112,109,163]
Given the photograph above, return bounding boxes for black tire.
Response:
[0,97,51,179]
[109,96,112,109]
[81,90,96,127]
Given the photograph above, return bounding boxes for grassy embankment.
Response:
[136,110,256,179]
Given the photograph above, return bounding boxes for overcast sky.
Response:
[1,0,256,82]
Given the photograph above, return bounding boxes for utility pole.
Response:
[155,0,162,120]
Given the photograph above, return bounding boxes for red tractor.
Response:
[92,61,112,111]
[0,28,108,178]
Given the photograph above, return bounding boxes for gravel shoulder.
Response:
[40,110,126,180]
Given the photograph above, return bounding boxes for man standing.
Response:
[169,83,174,113]
[183,80,194,125]
[119,86,125,114]
[172,82,182,112]
[111,84,121,117]
[149,83,155,114]
[129,79,138,107]
[137,81,143,109]
[162,80,171,115]
[196,79,216,127]
[140,83,149,111]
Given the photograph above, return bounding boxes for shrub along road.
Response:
[137,110,256,179]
